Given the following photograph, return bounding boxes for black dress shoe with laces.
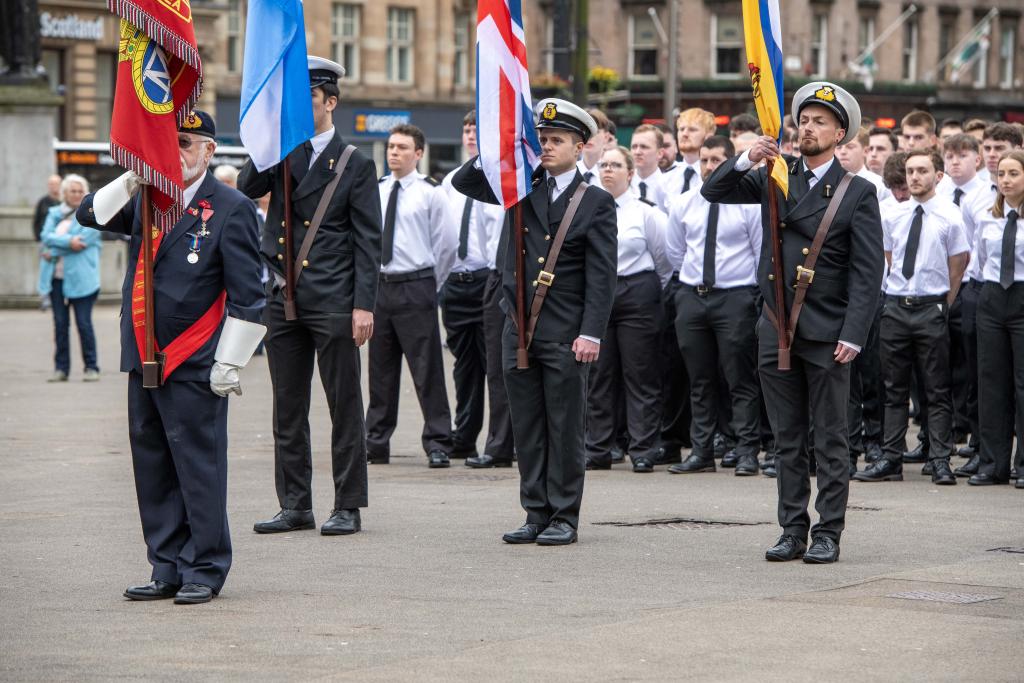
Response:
[174,583,214,604]
[536,520,578,546]
[761,454,777,478]
[957,444,977,458]
[720,449,740,468]
[502,523,546,544]
[253,509,315,534]
[968,473,1008,486]
[1016,478,1024,489]
[734,453,759,476]
[930,458,956,485]
[124,580,180,601]
[852,458,903,482]
[367,451,390,465]
[921,460,934,476]
[765,534,807,561]
[466,454,514,468]
[955,454,980,477]
[864,442,884,463]
[631,456,654,473]
[803,536,840,564]
[903,443,928,463]
[667,454,716,474]
[652,447,682,465]
[427,450,451,468]
[321,508,361,535]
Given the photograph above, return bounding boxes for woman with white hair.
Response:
[38,173,103,382]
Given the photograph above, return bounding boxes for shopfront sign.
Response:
[354,110,411,138]
[40,12,104,41]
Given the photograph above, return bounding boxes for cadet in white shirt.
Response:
[630,124,668,212]
[836,127,891,202]
[665,135,763,476]
[366,124,457,468]
[584,146,672,472]
[576,108,616,190]
[855,148,969,486]
[661,108,714,200]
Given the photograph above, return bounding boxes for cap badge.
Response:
[541,103,558,120]
[182,111,202,129]
[814,86,836,102]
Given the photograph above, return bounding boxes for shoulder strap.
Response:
[524,182,589,347]
[294,144,357,283]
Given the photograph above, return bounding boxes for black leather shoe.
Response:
[930,459,957,485]
[803,536,840,564]
[253,509,315,534]
[765,534,807,562]
[968,473,1008,486]
[713,433,729,459]
[903,443,928,463]
[921,461,934,476]
[955,454,980,477]
[610,446,626,464]
[1015,478,1024,489]
[667,454,716,474]
[734,453,759,476]
[367,451,390,465]
[864,442,884,463]
[174,583,214,604]
[652,446,682,465]
[721,449,740,468]
[585,457,612,470]
[536,520,578,546]
[631,456,654,473]
[852,458,903,482]
[466,454,513,468]
[427,450,450,468]
[321,509,361,535]
[502,523,545,544]
[124,580,180,601]
[761,454,777,478]
[957,444,977,458]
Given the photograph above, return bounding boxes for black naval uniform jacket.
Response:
[76,173,266,381]
[238,130,382,314]
[701,155,884,348]
[451,159,618,344]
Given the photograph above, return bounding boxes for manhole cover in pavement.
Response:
[592,517,770,530]
[988,547,1024,554]
[847,505,881,512]
[887,591,1003,604]
[447,473,517,481]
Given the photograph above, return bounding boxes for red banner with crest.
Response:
[108,0,202,231]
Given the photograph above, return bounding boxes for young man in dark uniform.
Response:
[452,99,618,545]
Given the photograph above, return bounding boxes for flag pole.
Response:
[514,203,529,369]
[766,164,790,371]
[140,186,162,388]
[282,157,298,321]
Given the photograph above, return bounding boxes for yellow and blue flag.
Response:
[742,0,788,196]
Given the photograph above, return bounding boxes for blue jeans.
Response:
[50,279,98,374]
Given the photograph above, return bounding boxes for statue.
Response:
[0,0,45,83]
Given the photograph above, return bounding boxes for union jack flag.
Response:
[476,0,541,209]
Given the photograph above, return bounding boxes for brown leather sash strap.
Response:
[765,171,854,342]
[293,144,356,283]
[524,182,589,347]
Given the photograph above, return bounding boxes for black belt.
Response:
[447,268,491,283]
[686,283,757,297]
[617,270,656,282]
[380,267,434,283]
[886,293,946,307]
[969,279,984,290]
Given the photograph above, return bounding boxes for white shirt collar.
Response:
[546,166,577,191]
[392,170,422,189]
[910,194,938,213]
[803,157,834,181]
[310,127,335,155]
[955,174,983,193]
[613,190,633,206]
[183,171,206,208]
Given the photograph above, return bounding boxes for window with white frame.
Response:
[858,15,875,55]
[711,13,743,78]
[938,16,956,80]
[387,7,414,84]
[810,13,828,78]
[972,15,991,87]
[629,13,659,78]
[227,0,241,73]
[453,11,470,87]
[332,3,360,82]
[999,22,1017,89]
[902,18,918,82]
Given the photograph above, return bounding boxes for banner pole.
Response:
[514,203,529,369]
[140,186,162,387]
[766,165,790,371]
[282,157,298,320]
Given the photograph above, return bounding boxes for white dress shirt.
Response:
[660,159,702,198]
[974,202,1024,284]
[613,192,673,285]
[938,173,989,282]
[630,170,667,213]
[666,187,761,288]
[883,195,969,296]
[182,171,206,209]
[577,159,605,190]
[378,171,456,288]
[442,168,492,272]
[856,166,892,202]
[307,127,335,168]
[546,166,579,202]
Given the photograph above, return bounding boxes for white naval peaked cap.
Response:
[308,55,346,87]
[790,81,862,146]
[534,98,598,142]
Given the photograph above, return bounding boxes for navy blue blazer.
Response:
[77,172,265,382]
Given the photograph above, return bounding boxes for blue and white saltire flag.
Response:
[239,0,314,171]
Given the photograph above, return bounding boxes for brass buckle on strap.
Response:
[795,265,815,286]
[537,270,555,287]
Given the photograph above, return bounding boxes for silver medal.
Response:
[187,252,199,264]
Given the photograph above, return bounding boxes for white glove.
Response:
[93,171,145,224]
[210,361,242,397]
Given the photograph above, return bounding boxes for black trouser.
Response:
[659,276,692,452]
[948,286,970,438]
[960,280,982,450]
[128,373,231,592]
[366,273,453,457]
[847,293,883,455]
[264,301,368,510]
[880,295,954,463]
[676,284,761,459]
[586,271,663,462]
[757,317,850,542]
[482,270,514,459]
[977,282,1024,482]
[440,269,490,454]
[503,322,588,529]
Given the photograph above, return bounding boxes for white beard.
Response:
[181,158,207,183]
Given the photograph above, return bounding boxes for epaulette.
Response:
[423,176,440,187]
[639,197,656,207]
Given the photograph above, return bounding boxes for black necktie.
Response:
[1001,209,1019,289]
[639,181,647,200]
[703,203,719,287]
[382,181,400,266]
[804,167,816,189]
[457,197,473,260]
[682,167,696,194]
[547,177,558,203]
[902,205,924,280]
[953,188,964,206]
[583,171,593,183]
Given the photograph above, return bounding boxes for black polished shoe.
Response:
[852,458,903,482]
[253,509,315,534]
[321,509,361,535]
[955,454,980,477]
[502,522,545,544]
[864,442,884,463]
[761,454,778,478]
[930,459,957,485]
[803,536,840,564]
[631,456,654,473]
[720,449,740,468]
[427,450,451,468]
[174,583,214,605]
[713,433,729,459]
[902,443,928,463]
[667,454,716,474]
[536,520,578,546]
[957,444,977,458]
[466,454,513,468]
[968,473,1008,486]
[765,534,807,562]
[734,453,759,476]
[367,451,390,465]
[921,461,934,476]
[1016,478,1024,489]
[585,457,612,470]
[652,446,682,465]
[124,580,180,601]
[610,446,626,464]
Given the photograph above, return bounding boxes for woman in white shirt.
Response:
[584,146,673,472]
